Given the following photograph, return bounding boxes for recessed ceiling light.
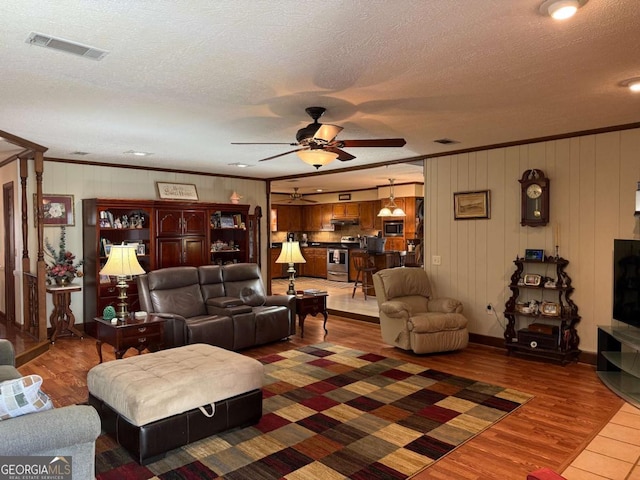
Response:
[539,0,587,20]
[316,189,323,192]
[228,162,251,168]
[620,77,640,93]
[123,150,152,156]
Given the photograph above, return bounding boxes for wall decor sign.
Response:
[338,193,351,201]
[156,182,199,201]
[453,190,490,220]
[525,249,545,261]
[34,194,75,226]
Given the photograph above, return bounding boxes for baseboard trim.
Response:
[15,341,50,368]
[327,308,379,324]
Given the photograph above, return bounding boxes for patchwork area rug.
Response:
[95,343,532,479]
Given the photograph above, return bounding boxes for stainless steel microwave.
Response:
[383,221,404,237]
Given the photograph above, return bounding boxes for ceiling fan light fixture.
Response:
[297,149,338,169]
[539,0,585,20]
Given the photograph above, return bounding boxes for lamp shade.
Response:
[99,244,146,276]
[297,149,338,169]
[276,241,306,264]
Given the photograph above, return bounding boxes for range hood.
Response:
[330,218,360,226]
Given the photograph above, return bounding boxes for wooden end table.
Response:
[46,284,84,343]
[296,293,329,338]
[95,314,166,363]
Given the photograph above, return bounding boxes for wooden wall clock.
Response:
[519,169,549,227]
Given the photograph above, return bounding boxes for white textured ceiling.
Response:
[1,1,639,194]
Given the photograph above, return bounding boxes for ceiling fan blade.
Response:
[232,142,298,145]
[325,146,356,161]
[258,148,306,162]
[339,138,406,148]
[300,198,318,203]
[313,124,343,143]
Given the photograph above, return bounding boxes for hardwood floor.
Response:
[16,313,622,479]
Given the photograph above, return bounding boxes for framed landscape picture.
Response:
[453,190,490,220]
[35,194,75,226]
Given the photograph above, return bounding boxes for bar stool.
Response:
[352,251,376,299]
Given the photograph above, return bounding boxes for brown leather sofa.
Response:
[137,263,295,350]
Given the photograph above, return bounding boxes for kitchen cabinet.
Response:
[299,247,326,278]
[359,201,376,230]
[270,248,286,279]
[156,207,208,268]
[332,202,359,218]
[403,197,418,238]
[274,205,302,232]
[504,256,581,364]
[321,204,334,230]
[384,237,406,252]
[303,204,323,231]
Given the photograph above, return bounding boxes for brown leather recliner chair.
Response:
[372,267,469,354]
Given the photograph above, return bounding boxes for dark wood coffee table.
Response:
[95,314,165,363]
[295,293,328,338]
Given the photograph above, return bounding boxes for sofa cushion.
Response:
[0,375,53,420]
[240,287,266,307]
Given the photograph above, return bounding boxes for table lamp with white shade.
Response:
[99,243,146,320]
[276,241,306,295]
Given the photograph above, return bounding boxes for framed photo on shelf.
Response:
[453,190,490,220]
[156,182,199,201]
[104,244,112,257]
[523,274,542,286]
[541,302,561,317]
[99,274,111,284]
[136,243,145,256]
[34,194,75,227]
[525,249,544,261]
[219,216,235,228]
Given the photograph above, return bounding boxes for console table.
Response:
[94,314,165,363]
[295,293,328,338]
[46,284,84,343]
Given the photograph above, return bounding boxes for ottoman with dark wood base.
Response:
[87,343,263,464]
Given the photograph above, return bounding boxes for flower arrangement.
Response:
[45,226,84,285]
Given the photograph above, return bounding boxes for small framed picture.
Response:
[453,190,490,220]
[219,216,235,228]
[525,249,544,261]
[541,302,561,317]
[523,274,542,286]
[99,275,111,284]
[104,244,112,257]
[338,193,351,201]
[34,194,75,227]
[137,243,145,256]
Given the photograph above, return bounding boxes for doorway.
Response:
[3,182,16,327]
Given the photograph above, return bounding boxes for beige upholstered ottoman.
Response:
[87,343,263,464]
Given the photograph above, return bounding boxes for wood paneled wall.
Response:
[424,128,640,354]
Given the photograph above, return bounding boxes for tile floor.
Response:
[272,276,640,480]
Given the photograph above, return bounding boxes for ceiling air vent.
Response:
[434,138,460,145]
[25,32,109,61]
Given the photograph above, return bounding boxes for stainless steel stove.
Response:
[326,237,360,282]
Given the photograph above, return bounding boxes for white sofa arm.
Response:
[428,297,463,313]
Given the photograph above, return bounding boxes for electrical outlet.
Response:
[432,255,441,266]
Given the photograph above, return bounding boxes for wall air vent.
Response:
[434,138,460,145]
[25,32,109,61]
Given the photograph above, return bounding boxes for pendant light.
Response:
[377,178,406,217]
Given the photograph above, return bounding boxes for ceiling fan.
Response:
[232,107,406,168]
[287,187,317,203]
